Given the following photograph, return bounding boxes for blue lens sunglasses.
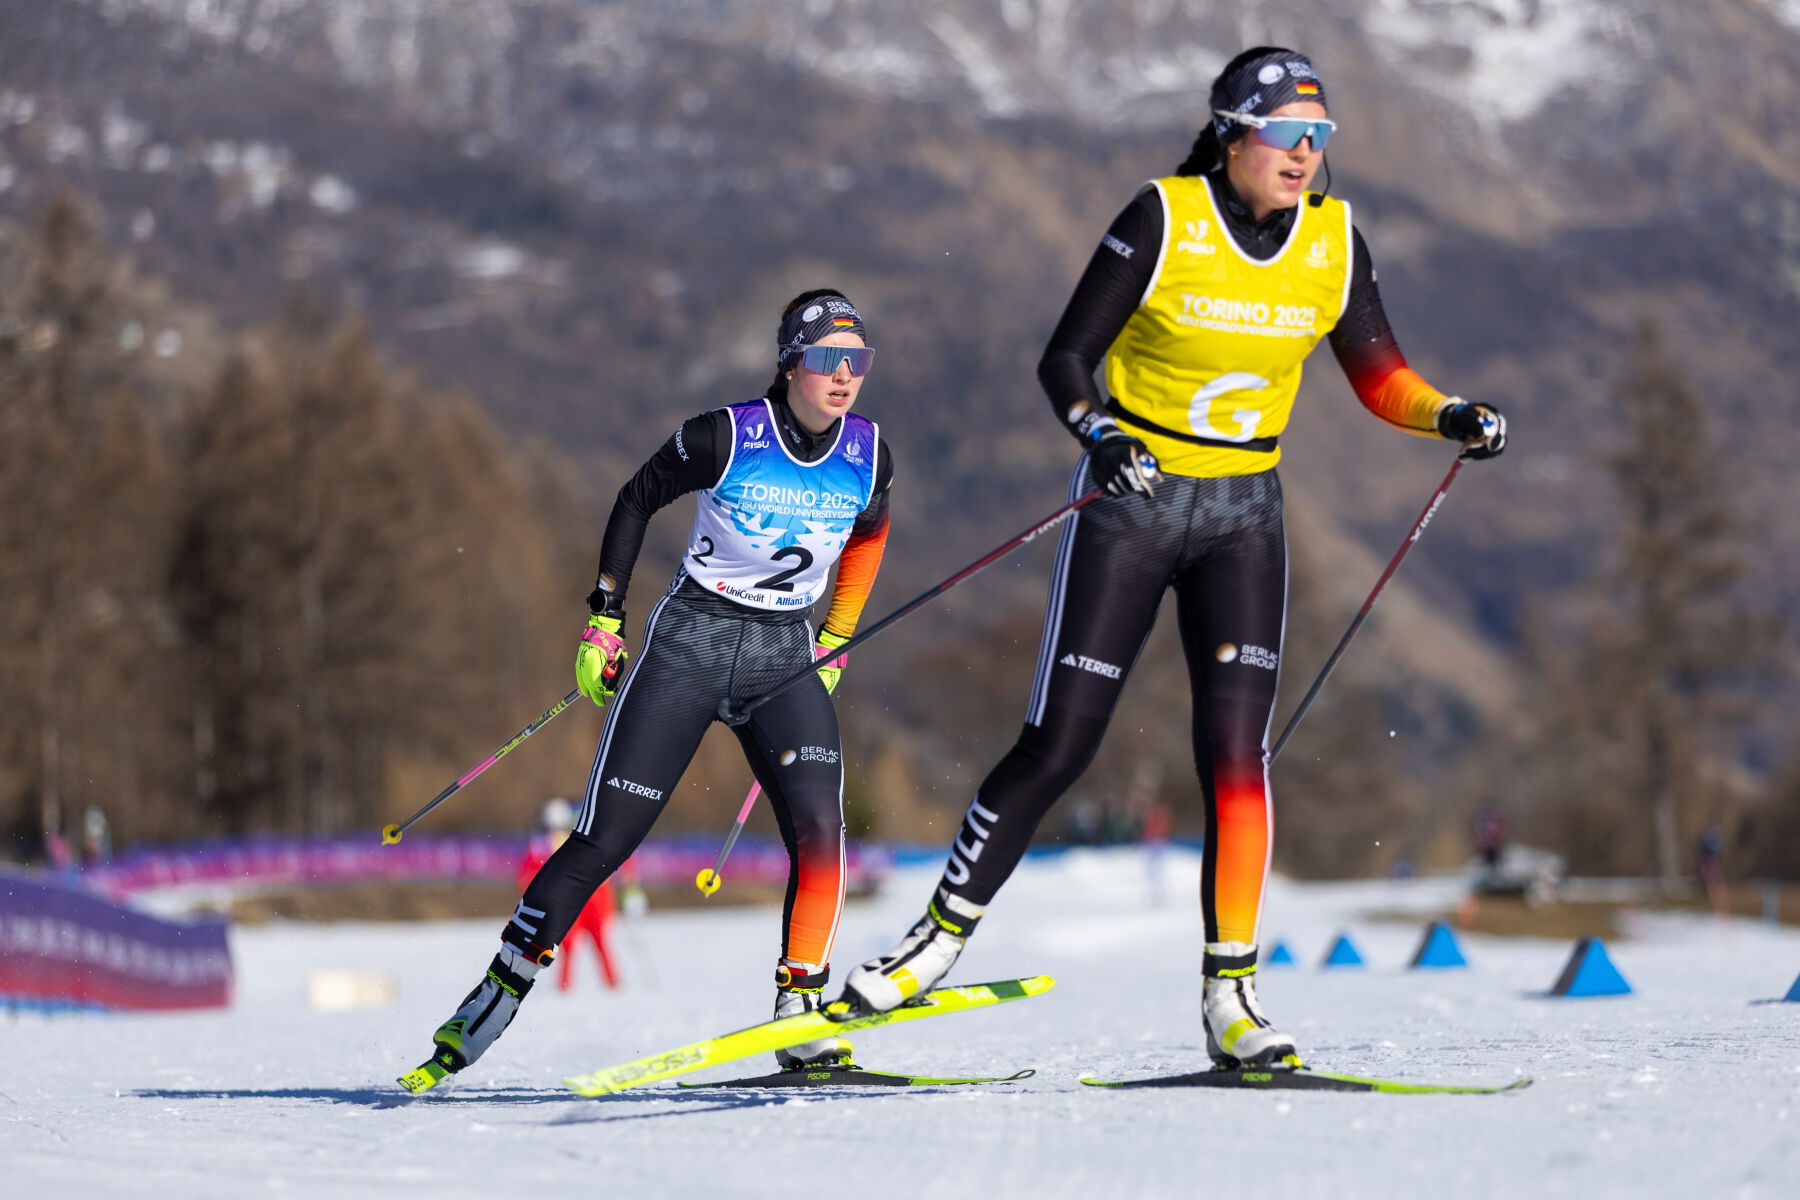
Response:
[1214,110,1337,151]
[798,345,875,376]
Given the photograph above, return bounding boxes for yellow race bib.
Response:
[1104,175,1351,477]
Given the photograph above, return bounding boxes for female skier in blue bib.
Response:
[404,290,893,1091]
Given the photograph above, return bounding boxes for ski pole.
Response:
[719,487,1108,727]
[380,688,582,844]
[1269,456,1464,762]
[693,781,761,897]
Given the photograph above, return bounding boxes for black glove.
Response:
[1437,400,1507,460]
[1088,429,1160,497]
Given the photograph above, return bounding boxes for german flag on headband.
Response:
[1211,51,1330,138]
[777,291,869,368]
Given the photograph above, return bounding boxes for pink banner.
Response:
[82,833,890,899]
[0,871,233,1011]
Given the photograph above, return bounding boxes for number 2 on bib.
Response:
[1187,371,1271,443]
[752,546,814,592]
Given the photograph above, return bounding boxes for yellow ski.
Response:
[396,1057,455,1095]
[564,976,1054,1097]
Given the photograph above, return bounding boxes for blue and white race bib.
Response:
[684,400,879,611]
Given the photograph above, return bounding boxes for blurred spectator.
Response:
[82,805,113,867]
[519,799,623,991]
[1141,801,1172,905]
[1474,803,1507,871]
[1696,826,1726,917]
[1066,798,1106,846]
[45,827,74,875]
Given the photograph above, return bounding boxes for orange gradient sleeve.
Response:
[820,510,889,639]
[1335,335,1449,439]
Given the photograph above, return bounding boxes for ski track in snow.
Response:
[5,850,1797,1199]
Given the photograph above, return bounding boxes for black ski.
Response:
[1081,1066,1532,1094]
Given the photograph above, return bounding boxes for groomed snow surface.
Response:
[6,849,1797,1199]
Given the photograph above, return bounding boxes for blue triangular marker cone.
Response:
[1408,921,1469,969]
[1549,936,1632,997]
[1265,940,1296,967]
[1322,932,1365,968]
[1784,972,1800,1003]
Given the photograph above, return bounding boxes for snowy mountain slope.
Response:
[4,853,1798,1199]
[70,0,1800,217]
[32,0,1800,335]
[54,0,1657,126]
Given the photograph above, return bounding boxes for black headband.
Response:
[778,295,868,369]
[1210,50,1328,140]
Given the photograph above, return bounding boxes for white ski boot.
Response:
[1201,942,1300,1068]
[773,963,854,1069]
[404,943,544,1093]
[837,890,982,1015]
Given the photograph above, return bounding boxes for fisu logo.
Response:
[1177,218,1215,256]
[1305,239,1330,268]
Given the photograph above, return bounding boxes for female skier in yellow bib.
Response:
[837,47,1505,1069]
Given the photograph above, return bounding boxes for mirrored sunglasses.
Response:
[799,345,875,376]
[1214,110,1337,151]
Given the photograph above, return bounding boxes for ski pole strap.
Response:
[1105,398,1279,454]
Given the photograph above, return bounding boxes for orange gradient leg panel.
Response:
[745,671,850,972]
[1201,766,1272,945]
[782,835,847,969]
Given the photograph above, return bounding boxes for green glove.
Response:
[814,628,850,696]
[575,613,629,707]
